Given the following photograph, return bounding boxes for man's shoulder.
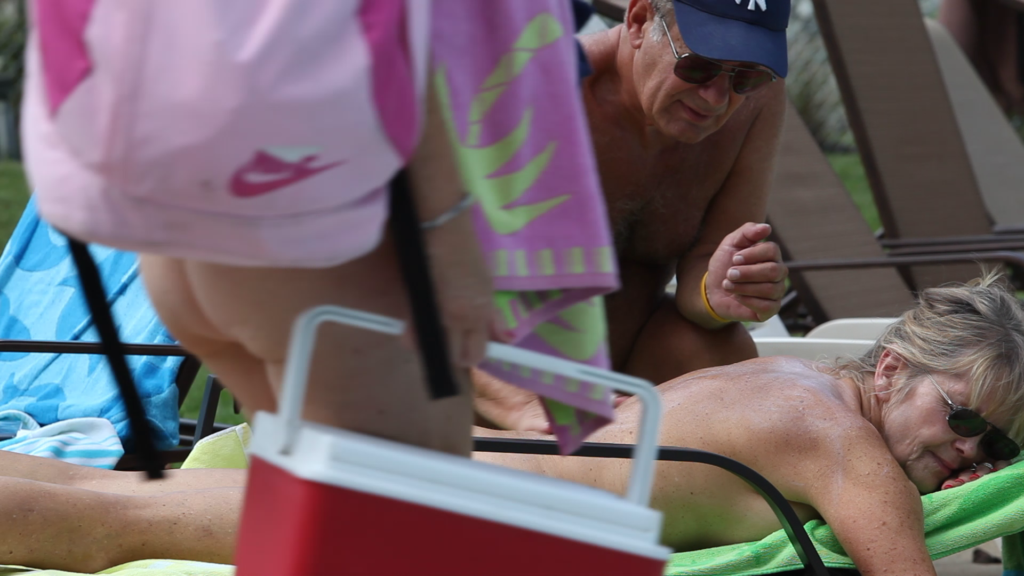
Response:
[578,27,621,73]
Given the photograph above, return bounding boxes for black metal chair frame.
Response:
[475,437,833,576]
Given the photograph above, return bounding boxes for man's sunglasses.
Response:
[928,375,1020,461]
[658,19,777,96]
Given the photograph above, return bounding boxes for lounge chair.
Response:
[927,17,1024,235]
[590,0,1021,326]
[0,198,223,468]
[810,0,1024,289]
[767,100,917,322]
[768,100,1024,332]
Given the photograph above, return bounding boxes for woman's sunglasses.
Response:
[658,19,777,96]
[928,375,1020,461]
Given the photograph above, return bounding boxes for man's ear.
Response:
[625,0,653,49]
[874,348,906,395]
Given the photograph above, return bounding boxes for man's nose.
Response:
[696,73,732,108]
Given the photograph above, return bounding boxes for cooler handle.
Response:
[274,305,663,507]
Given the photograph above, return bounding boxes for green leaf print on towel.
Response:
[534,298,608,361]
[435,13,571,235]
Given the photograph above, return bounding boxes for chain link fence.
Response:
[0,0,24,159]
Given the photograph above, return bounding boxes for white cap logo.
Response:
[736,0,767,11]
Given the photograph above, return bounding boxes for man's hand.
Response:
[705,222,788,322]
[472,369,552,433]
[940,460,1011,490]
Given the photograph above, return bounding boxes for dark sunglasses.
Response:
[658,19,777,96]
[928,375,1020,461]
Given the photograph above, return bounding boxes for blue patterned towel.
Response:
[0,198,182,450]
[0,409,124,468]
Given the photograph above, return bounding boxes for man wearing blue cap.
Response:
[579,0,791,385]
[474,0,793,430]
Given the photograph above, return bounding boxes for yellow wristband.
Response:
[701,271,730,324]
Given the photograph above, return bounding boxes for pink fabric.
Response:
[34,0,96,115]
[24,0,429,268]
[359,0,418,161]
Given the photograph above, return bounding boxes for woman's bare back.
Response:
[475,357,889,551]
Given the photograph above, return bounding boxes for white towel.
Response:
[0,410,124,468]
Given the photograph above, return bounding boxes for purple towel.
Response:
[432,0,620,453]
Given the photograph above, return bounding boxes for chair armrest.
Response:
[805,318,896,340]
[754,337,874,361]
[473,438,830,576]
[0,340,189,356]
[879,234,1024,251]
[785,250,1024,270]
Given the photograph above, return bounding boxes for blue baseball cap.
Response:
[671,0,791,78]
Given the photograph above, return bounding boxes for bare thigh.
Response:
[0,450,244,495]
[141,233,472,454]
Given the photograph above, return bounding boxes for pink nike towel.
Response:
[23,0,429,268]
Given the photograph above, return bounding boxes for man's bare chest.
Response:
[599,145,736,265]
[592,121,747,266]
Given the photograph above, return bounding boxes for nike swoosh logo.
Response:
[239,171,304,185]
[230,153,344,198]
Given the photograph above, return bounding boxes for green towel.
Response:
[666,460,1024,575]
[180,424,251,470]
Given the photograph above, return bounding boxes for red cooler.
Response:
[235,306,670,576]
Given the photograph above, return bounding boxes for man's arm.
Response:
[675,82,788,327]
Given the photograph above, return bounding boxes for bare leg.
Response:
[622,297,757,386]
[0,475,241,572]
[0,450,246,495]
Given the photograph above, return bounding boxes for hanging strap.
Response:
[62,168,454,479]
[66,237,163,479]
[388,170,460,399]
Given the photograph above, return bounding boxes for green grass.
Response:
[0,160,30,242]
[180,367,248,426]
[826,152,881,232]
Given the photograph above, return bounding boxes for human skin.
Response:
[140,86,489,457]
[474,0,790,430]
[476,353,1008,576]
[0,352,1002,573]
[584,0,788,386]
[0,452,245,572]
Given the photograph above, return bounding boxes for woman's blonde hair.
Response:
[828,272,1024,444]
